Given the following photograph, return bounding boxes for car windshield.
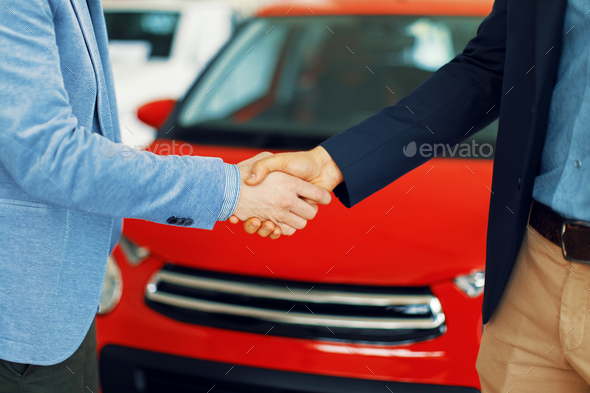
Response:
[173,15,497,154]
[104,11,180,59]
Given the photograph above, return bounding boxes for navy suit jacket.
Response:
[321,0,568,324]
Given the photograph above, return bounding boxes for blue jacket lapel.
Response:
[69,0,115,141]
[86,0,122,143]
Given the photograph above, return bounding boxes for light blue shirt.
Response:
[218,164,241,221]
[532,0,590,221]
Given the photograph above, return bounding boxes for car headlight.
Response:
[454,270,485,298]
[98,255,123,314]
[118,235,150,266]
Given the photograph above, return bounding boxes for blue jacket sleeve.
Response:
[0,0,225,229]
[321,0,507,208]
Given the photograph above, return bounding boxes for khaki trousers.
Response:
[477,227,590,392]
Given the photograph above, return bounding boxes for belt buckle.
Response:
[561,220,590,264]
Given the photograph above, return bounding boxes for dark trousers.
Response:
[0,319,99,393]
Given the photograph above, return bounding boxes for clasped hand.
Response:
[229,148,343,239]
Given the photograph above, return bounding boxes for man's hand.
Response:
[230,152,332,237]
[230,147,343,238]
[228,153,282,239]
[247,146,343,191]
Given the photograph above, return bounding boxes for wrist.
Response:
[311,146,344,189]
[233,162,254,221]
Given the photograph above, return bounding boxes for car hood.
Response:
[123,143,492,287]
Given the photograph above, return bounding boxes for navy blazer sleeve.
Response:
[321,0,507,208]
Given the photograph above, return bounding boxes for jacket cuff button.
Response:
[183,219,194,226]
[167,216,178,225]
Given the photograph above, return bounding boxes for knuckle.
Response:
[316,189,325,201]
[308,209,317,220]
[287,179,297,191]
[295,220,307,230]
[281,198,293,209]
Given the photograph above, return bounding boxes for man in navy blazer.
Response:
[0,0,331,391]
[247,0,590,390]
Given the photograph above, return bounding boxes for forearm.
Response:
[322,66,502,207]
[0,125,226,229]
[322,0,507,207]
[0,0,226,229]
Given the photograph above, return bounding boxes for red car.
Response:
[97,1,496,391]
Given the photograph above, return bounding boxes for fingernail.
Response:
[250,223,257,229]
[249,173,256,181]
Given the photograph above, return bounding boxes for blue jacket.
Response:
[0,0,226,365]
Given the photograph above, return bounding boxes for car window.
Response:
[104,11,180,59]
[174,15,497,155]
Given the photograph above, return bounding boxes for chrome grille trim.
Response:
[147,290,445,329]
[153,270,436,307]
[145,269,445,331]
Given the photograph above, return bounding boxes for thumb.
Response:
[246,155,287,185]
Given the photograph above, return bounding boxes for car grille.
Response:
[145,264,445,343]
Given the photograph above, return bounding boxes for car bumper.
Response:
[100,345,480,393]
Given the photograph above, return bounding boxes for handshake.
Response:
[228,147,344,239]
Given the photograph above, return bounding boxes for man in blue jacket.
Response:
[0,1,330,391]
[246,0,590,391]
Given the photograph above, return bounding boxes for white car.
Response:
[103,0,234,147]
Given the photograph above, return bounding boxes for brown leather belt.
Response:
[529,200,590,263]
